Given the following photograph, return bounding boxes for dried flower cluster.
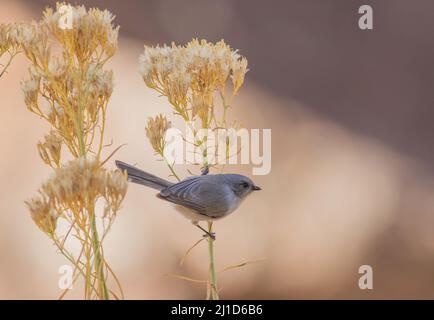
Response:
[0,22,24,56]
[14,3,127,300]
[26,193,57,235]
[18,4,117,158]
[37,130,63,167]
[139,39,249,300]
[145,114,171,154]
[44,4,119,59]
[0,24,11,56]
[0,23,22,77]
[27,158,127,233]
[139,39,248,126]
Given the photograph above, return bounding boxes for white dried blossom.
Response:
[48,57,66,77]
[139,39,248,97]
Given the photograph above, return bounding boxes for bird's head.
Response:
[227,174,262,199]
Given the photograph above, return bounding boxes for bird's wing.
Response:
[159,177,226,217]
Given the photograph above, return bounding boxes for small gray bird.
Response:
[115,160,261,239]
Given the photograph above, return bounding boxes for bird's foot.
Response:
[201,165,209,175]
[202,231,216,240]
[194,223,216,240]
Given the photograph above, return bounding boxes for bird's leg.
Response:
[192,221,216,240]
[201,165,209,175]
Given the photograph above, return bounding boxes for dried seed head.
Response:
[104,169,128,211]
[21,77,40,111]
[48,57,67,78]
[138,39,248,122]
[43,3,119,60]
[0,24,11,56]
[8,22,50,63]
[192,91,213,125]
[26,195,57,235]
[32,157,127,223]
[37,130,62,167]
[43,157,98,205]
[230,54,248,95]
[145,114,171,154]
[86,63,114,98]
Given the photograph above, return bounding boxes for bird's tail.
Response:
[115,160,173,191]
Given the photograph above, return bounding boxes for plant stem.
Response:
[0,50,19,79]
[163,155,181,182]
[76,106,109,300]
[90,205,109,300]
[207,221,219,300]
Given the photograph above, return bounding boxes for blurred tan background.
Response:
[1,0,434,299]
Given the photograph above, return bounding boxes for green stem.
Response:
[207,221,219,300]
[89,205,109,300]
[76,103,109,300]
[163,155,181,182]
[76,115,86,156]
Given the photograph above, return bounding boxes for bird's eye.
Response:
[241,182,249,188]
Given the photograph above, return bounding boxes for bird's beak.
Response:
[252,185,262,191]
